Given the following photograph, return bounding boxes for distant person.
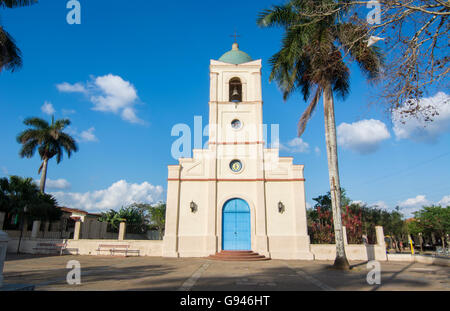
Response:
[362,234,368,245]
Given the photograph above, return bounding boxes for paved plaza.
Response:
[3,254,449,291]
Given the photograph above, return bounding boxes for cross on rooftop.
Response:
[230,30,240,43]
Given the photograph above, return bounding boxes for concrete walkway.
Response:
[3,254,449,291]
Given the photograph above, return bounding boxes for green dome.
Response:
[218,43,252,64]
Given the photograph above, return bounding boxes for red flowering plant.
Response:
[308,205,363,244]
[342,205,363,244]
[308,206,335,244]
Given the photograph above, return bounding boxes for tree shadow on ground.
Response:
[3,256,447,291]
[5,253,68,262]
[126,261,437,291]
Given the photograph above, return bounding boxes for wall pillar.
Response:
[118,222,126,241]
[82,219,90,239]
[0,230,9,288]
[206,143,218,255]
[44,221,50,237]
[0,212,5,231]
[376,226,385,247]
[163,165,181,257]
[31,220,41,239]
[342,226,348,245]
[73,220,81,240]
[100,222,107,239]
[255,181,269,257]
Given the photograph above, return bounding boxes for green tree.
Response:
[17,116,78,193]
[312,188,352,211]
[258,0,383,270]
[0,175,61,226]
[413,206,450,250]
[124,202,166,239]
[407,219,423,252]
[381,207,408,251]
[0,1,37,72]
[98,209,123,232]
[147,202,166,239]
[99,204,147,234]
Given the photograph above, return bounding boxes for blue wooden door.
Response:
[222,198,251,250]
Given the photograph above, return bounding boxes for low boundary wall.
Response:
[66,239,163,256]
[387,254,450,267]
[7,238,163,257]
[311,244,387,261]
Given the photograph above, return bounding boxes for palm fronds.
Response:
[258,0,383,137]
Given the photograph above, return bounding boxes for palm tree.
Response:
[258,0,383,270]
[17,117,78,193]
[0,1,37,72]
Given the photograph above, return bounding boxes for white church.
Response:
[162,42,313,260]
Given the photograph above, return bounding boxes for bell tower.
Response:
[208,42,264,153]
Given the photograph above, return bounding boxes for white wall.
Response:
[7,238,163,256]
[311,244,387,261]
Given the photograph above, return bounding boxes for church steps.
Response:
[207,251,270,261]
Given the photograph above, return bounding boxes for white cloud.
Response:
[41,101,55,115]
[399,195,429,208]
[51,180,164,212]
[62,109,76,115]
[91,74,144,124]
[56,82,87,93]
[351,200,365,206]
[57,74,145,124]
[438,195,450,207]
[314,147,320,156]
[337,119,391,154]
[79,127,98,142]
[398,195,430,218]
[1,166,8,175]
[280,137,310,153]
[350,200,388,209]
[121,107,142,124]
[35,178,71,190]
[371,201,389,210]
[393,92,450,142]
[67,126,98,143]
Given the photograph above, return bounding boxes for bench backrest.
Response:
[98,244,129,249]
[37,243,66,247]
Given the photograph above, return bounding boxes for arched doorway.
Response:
[222,198,251,250]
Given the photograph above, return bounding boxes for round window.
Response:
[231,119,242,130]
[229,160,243,173]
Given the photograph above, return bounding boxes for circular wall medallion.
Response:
[229,160,243,173]
[231,119,242,130]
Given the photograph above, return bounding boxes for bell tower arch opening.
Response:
[229,77,242,102]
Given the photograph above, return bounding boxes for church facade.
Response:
[163,43,313,260]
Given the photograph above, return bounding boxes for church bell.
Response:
[231,86,240,102]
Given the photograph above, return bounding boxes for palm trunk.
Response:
[39,158,49,193]
[323,82,349,270]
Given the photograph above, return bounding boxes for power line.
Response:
[360,151,450,185]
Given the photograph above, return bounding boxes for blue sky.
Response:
[0,0,449,217]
